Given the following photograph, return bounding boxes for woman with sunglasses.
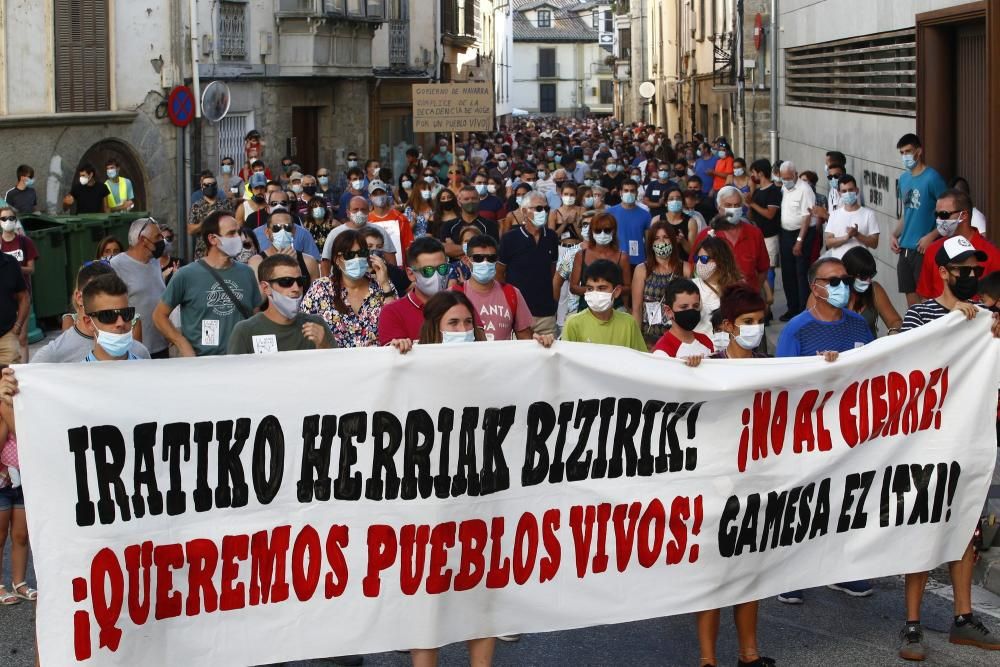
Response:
[689,235,743,336]
[841,246,902,338]
[447,164,466,196]
[632,221,687,347]
[301,229,396,348]
[247,211,319,287]
[405,180,435,238]
[569,212,632,311]
[430,189,460,239]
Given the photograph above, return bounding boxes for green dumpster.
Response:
[20,214,70,319]
[105,211,150,247]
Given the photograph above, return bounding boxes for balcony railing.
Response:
[713,31,736,89]
[275,0,385,21]
[389,19,409,66]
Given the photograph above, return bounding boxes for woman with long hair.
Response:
[304,196,336,250]
[841,246,902,337]
[569,211,632,310]
[300,229,396,348]
[631,221,687,347]
[405,180,435,237]
[95,236,123,260]
[689,234,743,336]
[429,188,460,239]
[500,182,534,235]
[654,189,699,259]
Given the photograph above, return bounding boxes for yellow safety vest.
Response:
[105,178,129,209]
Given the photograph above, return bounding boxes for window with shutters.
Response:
[785,29,916,117]
[218,113,251,165]
[388,0,408,66]
[54,0,111,113]
[219,2,247,60]
[618,28,631,60]
[538,48,556,78]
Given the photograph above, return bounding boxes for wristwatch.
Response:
[796,236,803,242]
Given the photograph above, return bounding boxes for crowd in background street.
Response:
[0,116,999,667]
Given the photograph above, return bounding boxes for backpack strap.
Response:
[501,282,518,320]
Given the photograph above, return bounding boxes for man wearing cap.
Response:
[916,188,1000,300]
[237,172,269,228]
[287,170,305,200]
[367,179,413,256]
[489,153,512,184]
[897,233,1000,662]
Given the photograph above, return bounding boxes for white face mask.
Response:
[269,290,303,320]
[351,179,364,190]
[441,329,475,344]
[0,220,16,233]
[532,210,548,227]
[734,324,764,350]
[79,176,90,186]
[562,195,576,207]
[711,331,731,351]
[593,231,613,246]
[217,235,244,258]
[584,290,614,313]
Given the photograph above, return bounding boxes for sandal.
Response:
[0,585,19,605]
[12,582,37,602]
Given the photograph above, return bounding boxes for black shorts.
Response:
[896,249,923,294]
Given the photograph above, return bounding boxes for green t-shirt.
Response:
[227,312,334,355]
[561,308,648,352]
[161,260,263,356]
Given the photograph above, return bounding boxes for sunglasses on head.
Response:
[267,276,308,288]
[470,253,498,263]
[270,223,294,233]
[946,265,985,279]
[87,307,135,325]
[817,275,852,287]
[340,249,370,260]
[412,263,450,278]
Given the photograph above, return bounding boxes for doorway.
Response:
[292,107,320,175]
[539,84,556,114]
[79,139,146,209]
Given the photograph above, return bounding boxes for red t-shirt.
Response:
[651,330,715,357]
[916,230,1000,299]
[369,209,415,256]
[693,225,769,289]
[377,292,426,345]
[1,235,38,267]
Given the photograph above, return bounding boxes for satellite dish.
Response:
[201,81,231,123]
[639,81,656,99]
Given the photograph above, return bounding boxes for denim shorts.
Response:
[0,486,24,511]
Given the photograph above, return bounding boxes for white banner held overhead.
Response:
[15,313,999,666]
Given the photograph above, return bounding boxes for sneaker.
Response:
[497,634,521,642]
[827,580,873,597]
[329,656,363,666]
[776,590,803,604]
[898,623,926,661]
[737,656,776,666]
[950,614,1000,650]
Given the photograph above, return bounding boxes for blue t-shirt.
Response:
[898,166,947,250]
[776,308,874,357]
[255,223,321,259]
[694,156,718,194]
[607,204,652,265]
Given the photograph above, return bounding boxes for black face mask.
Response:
[672,309,702,331]
[950,276,979,301]
[202,184,218,198]
[151,239,166,259]
[252,194,266,204]
[303,185,317,196]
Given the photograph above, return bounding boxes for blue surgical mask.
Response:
[221,164,233,174]
[783,179,797,190]
[311,207,327,220]
[902,154,917,170]
[532,210,548,227]
[583,196,595,209]
[441,329,475,344]
[475,184,488,196]
[716,150,726,158]
[667,200,683,213]
[829,177,839,189]
[658,170,670,180]
[272,229,294,250]
[318,176,329,186]
[841,191,858,207]
[343,257,369,280]
[107,169,118,179]
[471,261,496,284]
[95,329,133,357]
[622,192,637,205]
[25,178,34,188]
[823,281,850,309]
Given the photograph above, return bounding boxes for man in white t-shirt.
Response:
[824,174,880,260]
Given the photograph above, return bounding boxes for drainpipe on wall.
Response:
[769,0,778,166]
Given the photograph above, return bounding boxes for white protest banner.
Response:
[15,313,999,666]
[412,83,493,133]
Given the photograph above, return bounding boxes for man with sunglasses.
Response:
[497,192,559,336]
[916,189,1000,301]
[253,190,321,260]
[249,210,320,287]
[76,273,150,361]
[775,257,874,606]
[455,234,533,341]
[154,211,263,357]
[378,237,452,345]
[897,234,1000,661]
[110,217,169,358]
[228,254,332,355]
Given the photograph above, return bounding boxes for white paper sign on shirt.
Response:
[371,219,402,259]
[13,313,999,666]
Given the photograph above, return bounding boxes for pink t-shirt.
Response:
[462,281,532,341]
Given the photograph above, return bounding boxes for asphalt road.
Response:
[4,540,1000,666]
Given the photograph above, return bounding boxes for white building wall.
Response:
[494,3,514,118]
[777,0,975,313]
[371,0,436,70]
[5,0,54,114]
[115,2,177,107]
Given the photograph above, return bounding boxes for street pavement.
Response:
[3,538,1000,666]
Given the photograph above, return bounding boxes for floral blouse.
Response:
[405,206,431,237]
[300,276,396,348]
